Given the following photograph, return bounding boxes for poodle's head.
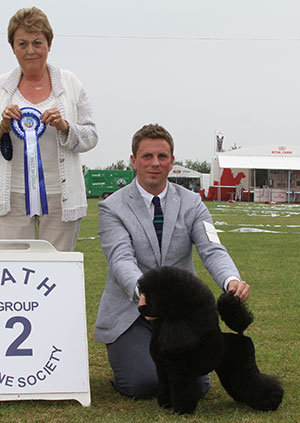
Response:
[138,266,222,355]
[138,266,217,321]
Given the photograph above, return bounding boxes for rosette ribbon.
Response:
[11,107,48,216]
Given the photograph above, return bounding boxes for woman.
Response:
[0,7,98,251]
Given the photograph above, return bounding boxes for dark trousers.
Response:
[106,315,210,400]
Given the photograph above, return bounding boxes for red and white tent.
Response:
[209,144,300,202]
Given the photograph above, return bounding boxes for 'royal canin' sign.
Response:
[272,146,293,155]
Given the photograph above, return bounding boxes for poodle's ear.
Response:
[158,319,199,354]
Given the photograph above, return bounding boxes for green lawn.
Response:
[1,199,299,423]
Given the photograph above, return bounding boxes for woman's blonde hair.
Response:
[8,7,54,47]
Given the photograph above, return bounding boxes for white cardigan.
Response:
[0,64,98,221]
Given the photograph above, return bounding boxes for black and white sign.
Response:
[0,240,90,406]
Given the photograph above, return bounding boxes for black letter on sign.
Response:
[5,316,33,356]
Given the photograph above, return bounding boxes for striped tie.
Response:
[152,196,164,248]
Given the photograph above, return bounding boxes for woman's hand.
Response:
[41,108,69,132]
[2,105,22,127]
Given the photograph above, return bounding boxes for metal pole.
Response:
[253,169,256,202]
[287,170,291,203]
[248,168,251,202]
[217,166,221,201]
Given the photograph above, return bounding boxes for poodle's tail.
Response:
[217,291,253,334]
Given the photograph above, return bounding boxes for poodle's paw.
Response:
[173,399,198,415]
[158,400,172,409]
[157,391,171,409]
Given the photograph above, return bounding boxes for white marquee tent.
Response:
[168,165,210,192]
[168,165,203,178]
[217,144,300,170]
[214,144,300,202]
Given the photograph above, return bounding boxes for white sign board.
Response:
[0,240,90,406]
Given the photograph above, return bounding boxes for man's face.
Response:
[131,138,174,195]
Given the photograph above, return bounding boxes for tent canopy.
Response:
[217,144,300,170]
[168,165,203,178]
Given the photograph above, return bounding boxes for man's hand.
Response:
[227,280,250,302]
[138,294,158,321]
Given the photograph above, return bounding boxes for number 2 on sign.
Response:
[5,316,33,356]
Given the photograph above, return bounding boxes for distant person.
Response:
[95,123,250,400]
[0,7,98,251]
[235,183,243,202]
[199,188,206,200]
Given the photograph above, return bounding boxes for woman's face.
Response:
[12,26,50,74]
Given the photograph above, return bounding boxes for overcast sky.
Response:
[1,0,300,168]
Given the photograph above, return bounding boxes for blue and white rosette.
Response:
[11,107,48,216]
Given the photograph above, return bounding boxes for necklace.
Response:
[23,79,43,91]
[22,73,49,91]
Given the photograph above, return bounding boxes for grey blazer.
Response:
[94,179,240,344]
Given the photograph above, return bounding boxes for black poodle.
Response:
[138,266,284,414]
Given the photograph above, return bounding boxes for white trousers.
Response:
[0,193,81,252]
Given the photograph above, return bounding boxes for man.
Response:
[95,124,250,400]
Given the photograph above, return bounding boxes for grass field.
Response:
[1,199,300,423]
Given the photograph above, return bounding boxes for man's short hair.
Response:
[132,124,174,157]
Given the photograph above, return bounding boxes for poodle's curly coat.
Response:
[138,266,284,414]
